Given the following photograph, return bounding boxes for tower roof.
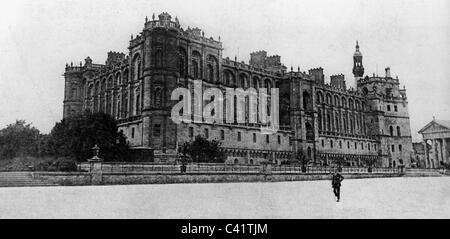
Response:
[354,41,362,57]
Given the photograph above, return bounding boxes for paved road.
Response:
[0,177,449,218]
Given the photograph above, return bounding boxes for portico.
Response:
[418,119,450,168]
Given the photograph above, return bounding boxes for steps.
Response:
[0,172,56,187]
[404,169,445,177]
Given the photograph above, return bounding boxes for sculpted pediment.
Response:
[419,121,450,134]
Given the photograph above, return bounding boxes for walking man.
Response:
[331,169,344,202]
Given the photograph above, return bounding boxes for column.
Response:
[432,139,438,168]
[442,138,447,164]
[424,140,429,168]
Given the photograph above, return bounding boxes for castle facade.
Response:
[63,12,413,167]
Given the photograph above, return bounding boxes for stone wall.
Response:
[35,171,400,186]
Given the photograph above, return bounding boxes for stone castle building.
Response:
[63,12,413,167]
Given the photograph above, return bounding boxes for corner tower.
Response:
[352,41,364,88]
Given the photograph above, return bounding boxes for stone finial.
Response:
[152,13,155,20]
[202,31,205,37]
[131,34,133,40]
[145,16,148,22]
[298,66,300,72]
[218,36,221,41]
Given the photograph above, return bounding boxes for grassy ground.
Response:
[0,156,56,171]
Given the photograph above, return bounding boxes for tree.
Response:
[0,120,41,159]
[179,135,226,163]
[46,111,129,162]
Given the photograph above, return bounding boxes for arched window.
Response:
[239,74,248,88]
[264,79,272,92]
[178,48,187,78]
[154,87,162,107]
[101,78,106,93]
[191,51,202,79]
[71,88,77,99]
[342,97,347,108]
[234,158,239,164]
[135,88,141,115]
[318,111,322,131]
[116,73,122,86]
[224,70,235,86]
[95,81,100,95]
[88,84,93,97]
[252,77,260,89]
[390,126,394,136]
[207,55,218,82]
[335,115,340,132]
[397,126,401,136]
[133,54,141,81]
[155,51,163,68]
[303,91,311,111]
[207,64,214,82]
[107,76,113,90]
[316,91,324,104]
[334,95,340,107]
[326,93,332,105]
[349,99,354,110]
[305,122,314,141]
[123,69,129,84]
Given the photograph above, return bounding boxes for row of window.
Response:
[386,104,399,112]
[389,126,402,137]
[316,91,366,111]
[317,109,366,135]
[320,139,378,151]
[86,89,141,119]
[391,144,403,152]
[188,127,291,145]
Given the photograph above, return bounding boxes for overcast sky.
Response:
[0,0,449,141]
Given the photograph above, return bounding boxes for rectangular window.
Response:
[153,124,161,137]
[253,133,257,143]
[355,142,357,149]
[347,142,350,149]
[278,135,281,144]
[399,145,402,152]
[321,139,324,147]
[266,135,269,143]
[289,137,293,146]
[387,105,391,111]
[361,142,364,150]
[391,145,395,152]
[394,105,398,112]
[330,140,333,148]
[339,141,342,149]
[238,132,241,141]
[189,127,194,138]
[131,128,135,139]
[220,130,225,140]
[204,128,209,139]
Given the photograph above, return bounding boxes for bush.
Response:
[50,158,78,172]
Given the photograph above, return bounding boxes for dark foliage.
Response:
[179,135,226,163]
[0,120,42,159]
[46,111,130,162]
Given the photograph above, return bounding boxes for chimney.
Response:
[385,67,391,78]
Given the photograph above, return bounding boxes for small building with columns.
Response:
[418,119,450,168]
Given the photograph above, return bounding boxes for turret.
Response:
[352,41,364,87]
